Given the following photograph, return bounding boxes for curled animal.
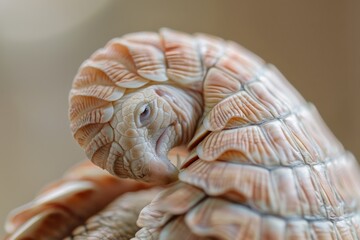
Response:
[5,29,360,240]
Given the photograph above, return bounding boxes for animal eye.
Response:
[139,105,151,125]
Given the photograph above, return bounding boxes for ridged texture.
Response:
[64,188,161,240]
[10,29,359,239]
[129,30,360,239]
[4,161,151,240]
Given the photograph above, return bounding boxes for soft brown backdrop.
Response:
[0,0,359,236]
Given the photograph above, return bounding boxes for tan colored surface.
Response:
[0,0,359,237]
[4,160,153,239]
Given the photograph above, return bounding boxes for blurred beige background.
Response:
[0,0,359,236]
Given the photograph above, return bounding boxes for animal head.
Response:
[69,29,203,184]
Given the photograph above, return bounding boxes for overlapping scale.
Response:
[65,188,160,240]
[187,124,209,151]
[285,221,312,239]
[312,163,345,218]
[203,90,273,131]
[261,120,304,166]
[137,182,205,229]
[73,123,103,149]
[70,60,136,172]
[195,33,226,68]
[310,221,338,239]
[185,198,262,240]
[133,227,161,240]
[292,166,325,217]
[71,62,126,100]
[258,65,306,110]
[122,31,163,50]
[226,41,265,71]
[297,103,344,158]
[202,68,241,116]
[188,67,242,148]
[271,167,302,216]
[84,124,114,161]
[260,216,286,240]
[334,220,357,239]
[158,216,204,240]
[246,81,290,117]
[115,40,168,81]
[90,39,134,66]
[5,161,150,240]
[180,160,303,217]
[69,96,114,134]
[81,60,149,88]
[198,104,345,169]
[167,146,191,169]
[201,64,308,133]
[160,28,204,86]
[5,181,94,239]
[179,160,276,212]
[6,208,76,240]
[93,38,167,85]
[197,126,279,165]
[138,190,360,239]
[70,82,124,101]
[184,197,349,240]
[215,44,263,85]
[282,113,322,164]
[179,154,360,221]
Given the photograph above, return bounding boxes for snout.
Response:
[147,159,179,184]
